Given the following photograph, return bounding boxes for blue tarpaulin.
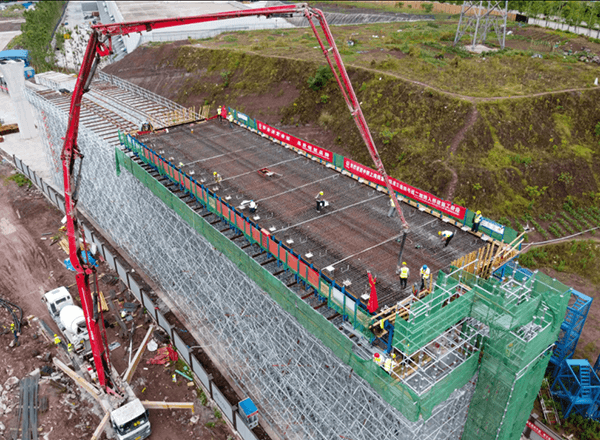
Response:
[64,251,98,271]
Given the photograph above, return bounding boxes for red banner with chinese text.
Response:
[256,121,333,163]
[343,158,466,220]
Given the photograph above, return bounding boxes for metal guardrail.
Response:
[11,154,259,440]
[96,71,201,121]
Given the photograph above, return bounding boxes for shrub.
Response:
[307,65,333,91]
[422,3,434,13]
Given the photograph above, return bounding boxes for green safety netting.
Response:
[115,142,571,434]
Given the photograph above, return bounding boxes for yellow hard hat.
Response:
[476,210,481,214]
[319,191,324,195]
[213,171,217,175]
[438,231,442,235]
[54,334,58,337]
[402,262,407,265]
[392,354,396,359]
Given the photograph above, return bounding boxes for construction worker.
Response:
[217,105,222,122]
[399,262,409,289]
[388,197,396,217]
[384,353,397,374]
[439,230,454,248]
[240,200,258,214]
[10,322,18,347]
[315,191,325,212]
[420,265,430,291]
[54,333,62,346]
[227,111,234,129]
[67,343,73,353]
[213,171,222,185]
[472,210,483,233]
[373,352,383,366]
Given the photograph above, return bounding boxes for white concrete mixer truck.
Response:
[42,286,92,357]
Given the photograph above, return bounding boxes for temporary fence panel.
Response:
[173,332,189,364]
[103,248,117,271]
[157,310,172,335]
[212,384,235,424]
[191,354,211,390]
[129,278,142,303]
[142,291,157,320]
[116,260,129,287]
[236,412,259,440]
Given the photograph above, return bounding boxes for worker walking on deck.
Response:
[399,262,409,289]
[227,112,234,129]
[439,230,454,247]
[420,265,430,291]
[54,333,61,346]
[217,106,222,122]
[472,210,483,233]
[388,197,396,217]
[213,171,222,185]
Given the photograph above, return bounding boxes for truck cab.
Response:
[110,399,151,440]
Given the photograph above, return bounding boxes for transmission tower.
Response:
[453,1,509,50]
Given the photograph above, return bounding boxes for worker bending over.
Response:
[240,200,258,214]
[315,191,328,212]
[472,210,483,233]
[384,353,397,374]
[439,230,454,247]
[420,265,430,291]
[399,262,409,289]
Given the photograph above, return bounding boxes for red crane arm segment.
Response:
[92,4,302,36]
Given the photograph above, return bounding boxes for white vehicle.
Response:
[110,399,151,440]
[42,286,91,357]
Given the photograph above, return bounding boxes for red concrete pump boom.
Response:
[61,3,408,391]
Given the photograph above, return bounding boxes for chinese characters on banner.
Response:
[257,121,333,163]
[525,421,553,440]
[344,158,466,220]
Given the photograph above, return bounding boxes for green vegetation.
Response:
[562,413,600,440]
[307,65,333,91]
[519,240,600,284]
[0,4,24,18]
[6,173,32,188]
[20,1,65,71]
[197,388,208,406]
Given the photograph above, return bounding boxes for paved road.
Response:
[0,29,20,51]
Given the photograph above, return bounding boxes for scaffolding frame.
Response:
[27,74,477,440]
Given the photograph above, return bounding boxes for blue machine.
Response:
[0,50,35,79]
[238,398,258,429]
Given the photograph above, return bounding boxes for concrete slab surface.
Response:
[138,121,486,307]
